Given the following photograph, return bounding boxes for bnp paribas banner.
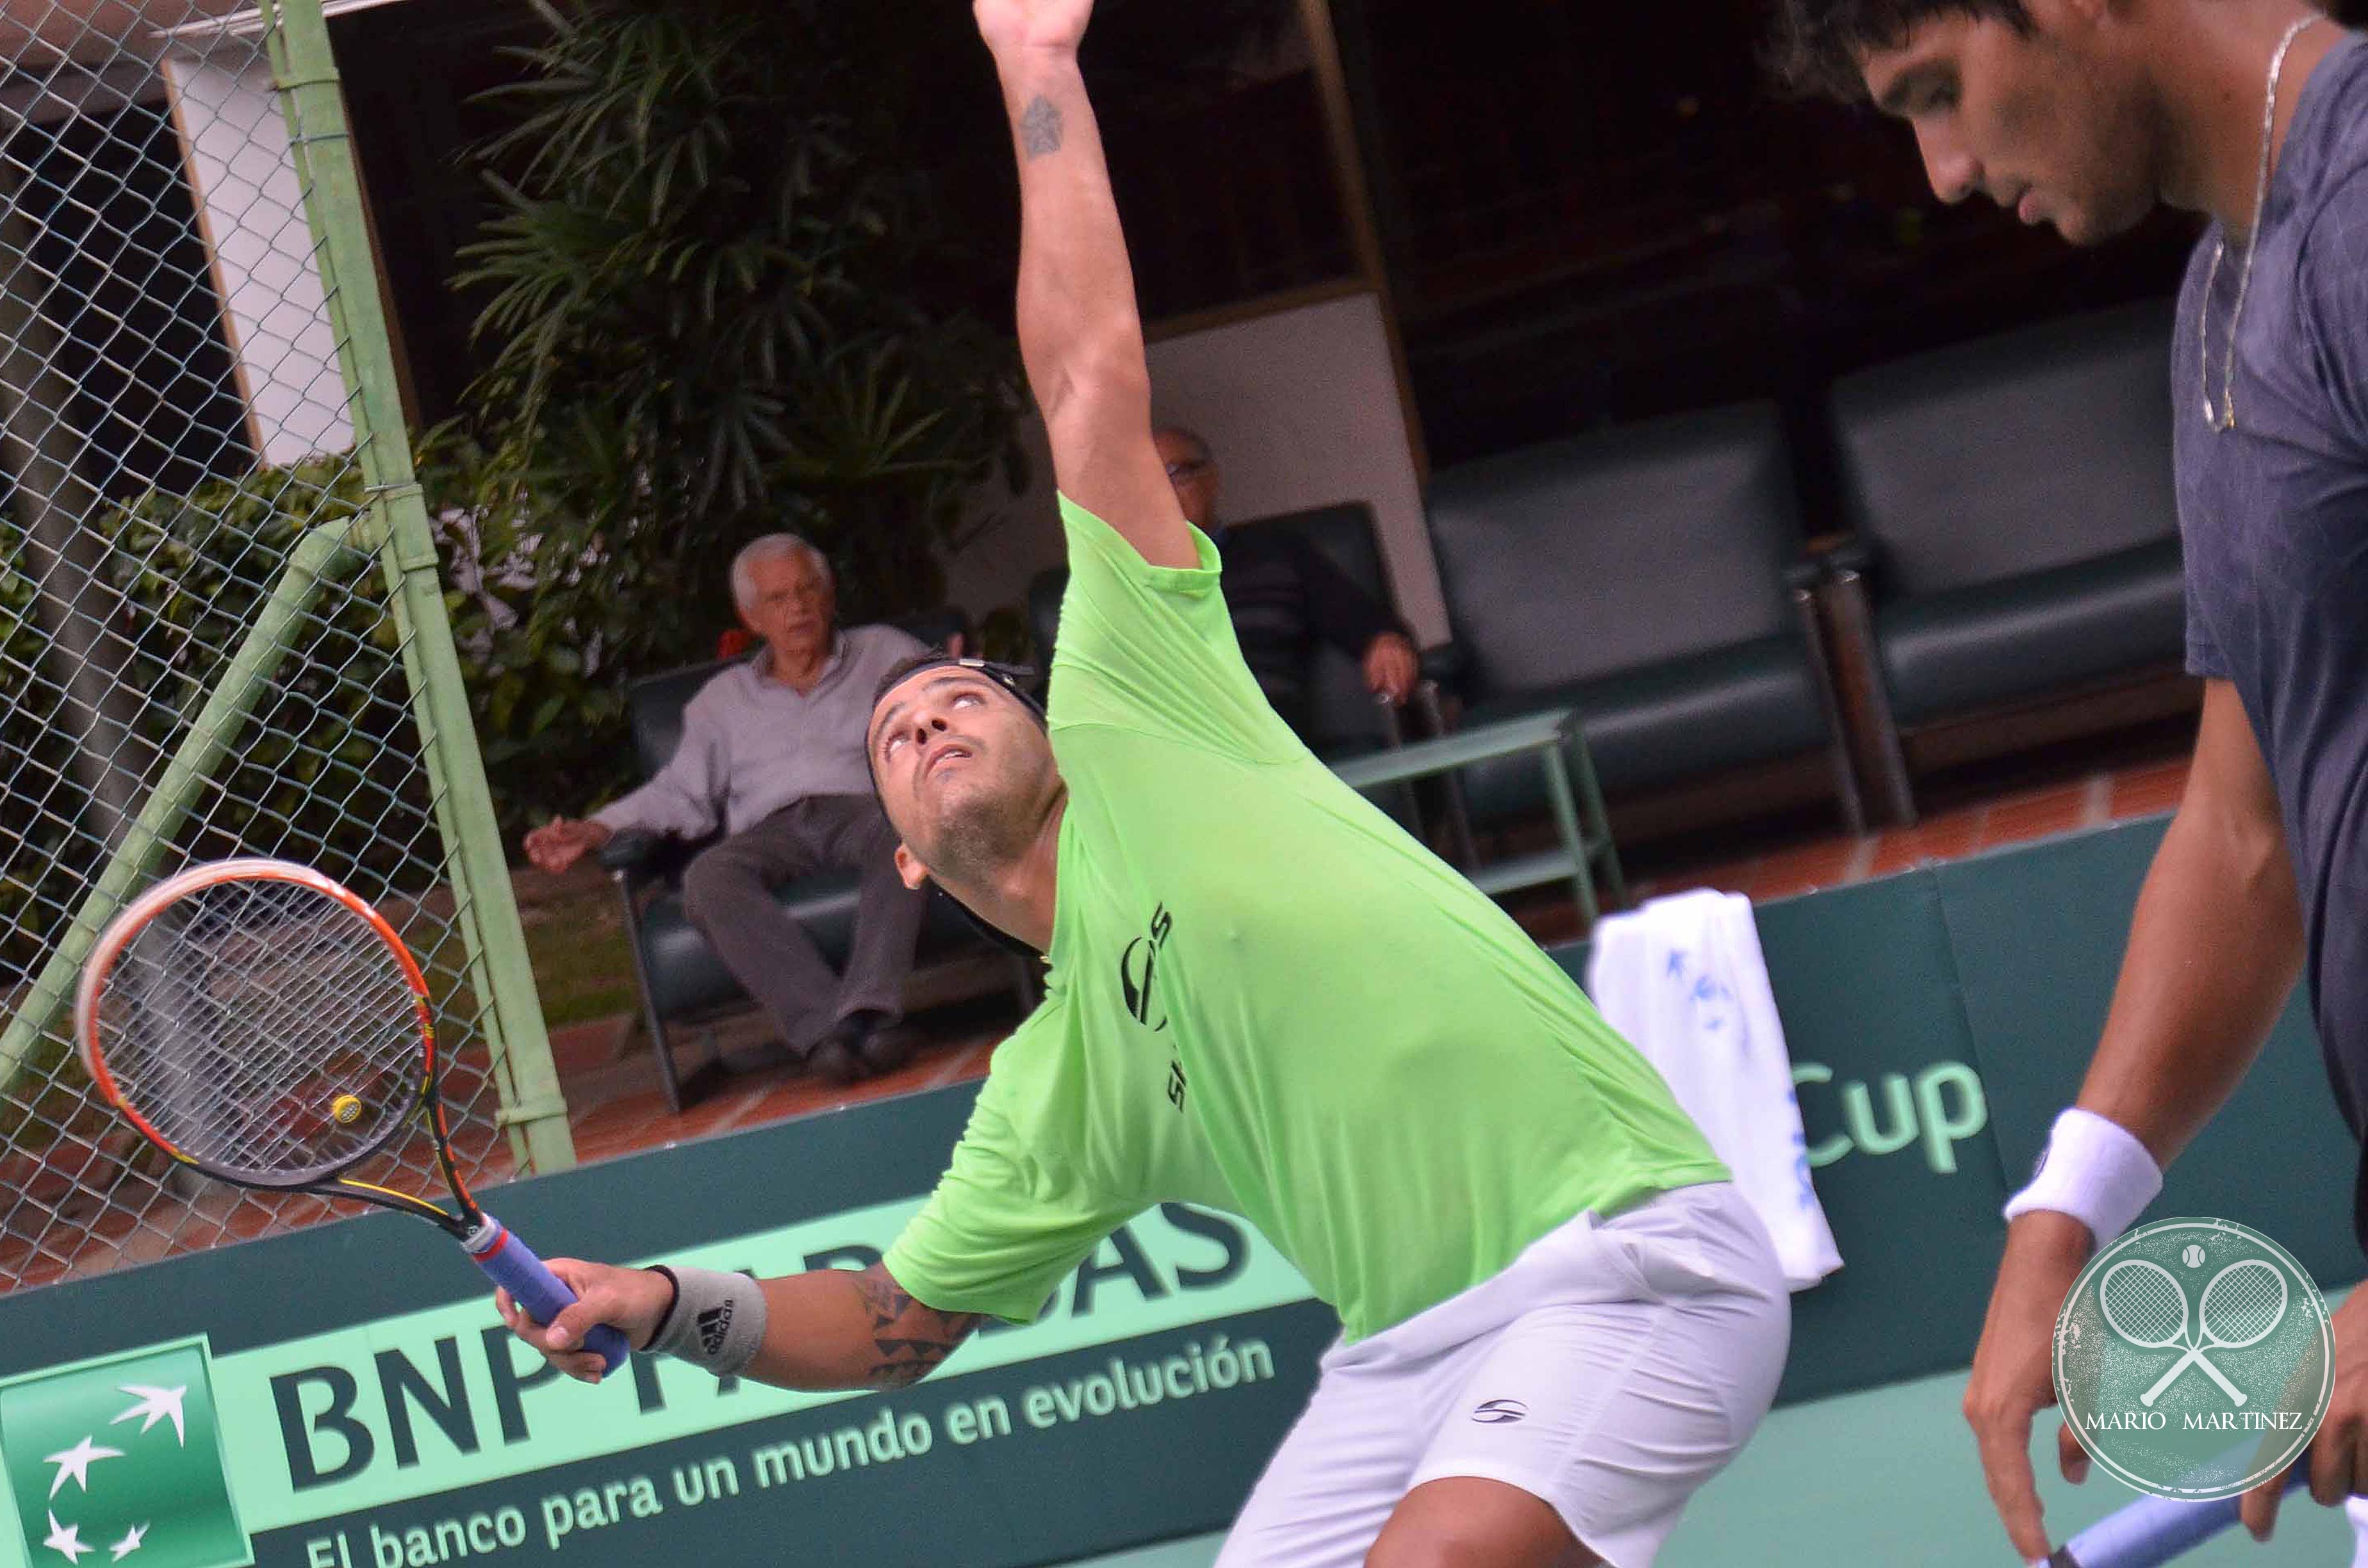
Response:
[0,1088,1338,1568]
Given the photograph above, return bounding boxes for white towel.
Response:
[1586,888,1843,1290]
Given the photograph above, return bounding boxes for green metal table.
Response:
[1329,706,1625,925]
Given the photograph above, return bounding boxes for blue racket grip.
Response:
[2050,1460,2310,1567]
[465,1214,630,1375]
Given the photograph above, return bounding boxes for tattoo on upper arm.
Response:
[1019,94,1064,159]
[854,1266,985,1387]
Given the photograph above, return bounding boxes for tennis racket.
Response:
[2046,1460,2308,1567]
[72,857,629,1373]
[2139,1261,2286,1409]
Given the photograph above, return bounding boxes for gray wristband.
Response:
[643,1266,767,1377]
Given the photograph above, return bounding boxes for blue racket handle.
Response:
[2049,1461,2310,1568]
[465,1214,630,1375]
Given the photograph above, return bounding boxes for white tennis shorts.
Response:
[1215,1182,1790,1568]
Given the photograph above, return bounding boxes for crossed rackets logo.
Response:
[2055,1216,2332,1503]
[2098,1256,2289,1408]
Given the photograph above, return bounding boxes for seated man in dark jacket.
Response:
[1153,426,1417,739]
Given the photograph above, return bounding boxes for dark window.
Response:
[6,95,252,498]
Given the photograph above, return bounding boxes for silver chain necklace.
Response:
[2200,12,2322,432]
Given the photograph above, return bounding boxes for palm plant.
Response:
[431,0,1030,822]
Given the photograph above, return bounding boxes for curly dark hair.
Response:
[1766,0,2034,100]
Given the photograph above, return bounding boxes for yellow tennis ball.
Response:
[331,1093,364,1126]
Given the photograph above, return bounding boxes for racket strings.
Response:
[97,878,423,1183]
[2101,1263,2186,1344]
[2198,1263,2287,1344]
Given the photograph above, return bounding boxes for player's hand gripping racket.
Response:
[73,858,629,1374]
[2045,1460,2308,1567]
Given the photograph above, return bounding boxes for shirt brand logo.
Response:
[1119,904,1171,1033]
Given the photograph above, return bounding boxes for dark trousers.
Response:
[678,795,926,1052]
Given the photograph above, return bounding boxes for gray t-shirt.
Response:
[594,623,927,840]
[2174,31,2368,1241]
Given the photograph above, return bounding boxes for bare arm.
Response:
[2074,678,2302,1159]
[744,1263,988,1390]
[507,1259,984,1392]
[1964,679,2302,1561]
[980,0,1194,569]
[586,703,725,843]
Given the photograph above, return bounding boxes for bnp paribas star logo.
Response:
[0,1339,249,1568]
[2057,1217,2333,1501]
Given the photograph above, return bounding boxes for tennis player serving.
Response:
[497,2,1788,1560]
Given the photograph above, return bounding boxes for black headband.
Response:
[869,656,1046,724]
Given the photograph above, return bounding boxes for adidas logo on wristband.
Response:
[696,1304,733,1357]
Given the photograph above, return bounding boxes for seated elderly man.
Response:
[1153,426,1419,739]
[525,534,930,1082]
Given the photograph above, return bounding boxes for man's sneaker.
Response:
[858,1028,912,1076]
[809,1039,865,1084]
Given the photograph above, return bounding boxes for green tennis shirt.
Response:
[882,496,1727,1343]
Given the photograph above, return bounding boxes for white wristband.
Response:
[2002,1108,2163,1244]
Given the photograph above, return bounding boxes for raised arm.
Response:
[978,0,1195,568]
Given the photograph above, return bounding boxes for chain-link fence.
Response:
[0,0,573,1291]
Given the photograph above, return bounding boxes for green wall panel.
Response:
[1936,825,2363,1292]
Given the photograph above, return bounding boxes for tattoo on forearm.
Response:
[1018,94,1064,159]
[854,1268,984,1387]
